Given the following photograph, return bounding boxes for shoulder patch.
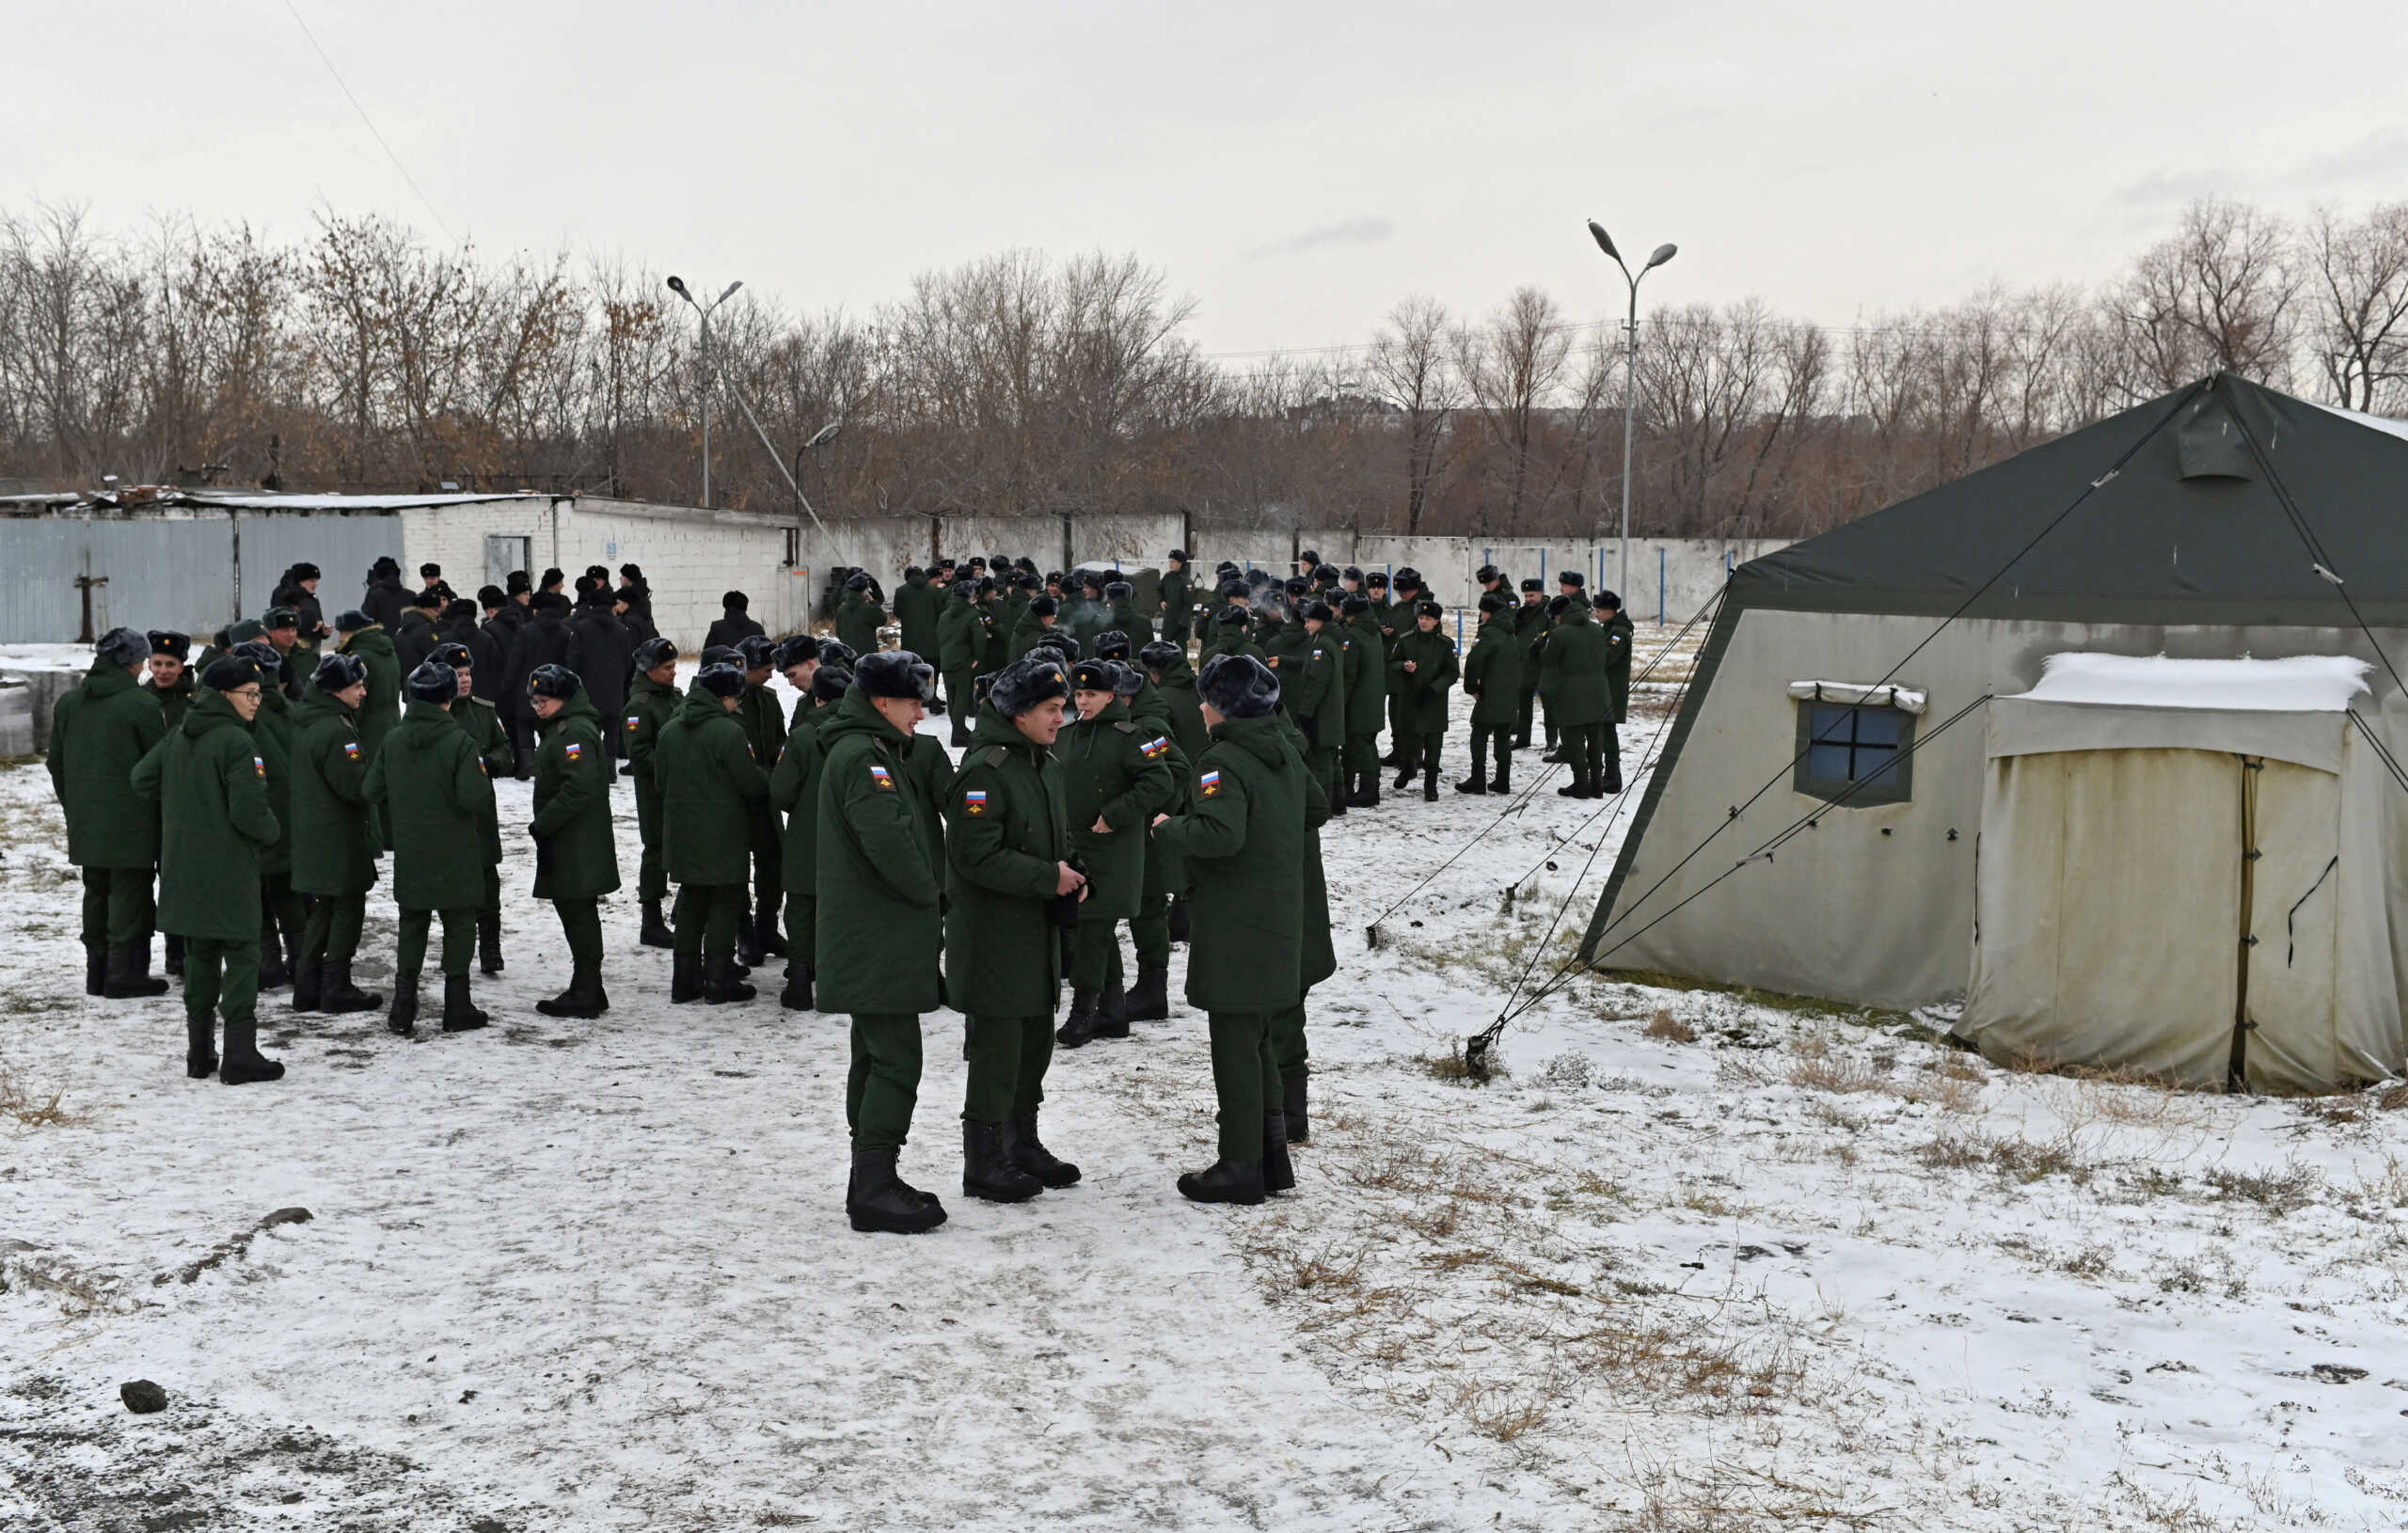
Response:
[564,740,583,760]
[1199,767,1223,798]
[1140,735,1170,759]
[984,745,1011,768]
[1112,719,1137,735]
[868,763,895,791]
[252,755,266,778]
[963,787,991,815]
[626,715,642,729]
[341,740,360,760]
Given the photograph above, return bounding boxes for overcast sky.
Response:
[13,2,2406,356]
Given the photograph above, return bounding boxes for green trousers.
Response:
[1069,922,1125,991]
[1344,731,1380,778]
[183,934,260,1028]
[80,865,154,948]
[1307,744,1340,803]
[944,669,976,721]
[634,778,667,902]
[299,892,366,967]
[1387,691,1417,766]
[552,895,604,972]
[1469,726,1513,783]
[398,907,475,979]
[1207,1010,1281,1163]
[784,893,817,971]
[1411,731,1445,775]
[1131,890,1171,969]
[673,883,746,961]
[751,810,782,922]
[1270,998,1309,1086]
[1516,687,1538,747]
[262,871,305,954]
[962,1014,1052,1123]
[848,1011,925,1151]
[481,863,501,918]
[1562,721,1606,783]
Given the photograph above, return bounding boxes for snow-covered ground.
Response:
[7,631,2408,1531]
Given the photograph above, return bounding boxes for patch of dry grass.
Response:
[0,1058,82,1128]
[1644,1007,1698,1044]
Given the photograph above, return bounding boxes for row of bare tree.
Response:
[3,198,2403,539]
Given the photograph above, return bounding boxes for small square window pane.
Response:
[1853,708,1905,747]
[1808,742,1854,781]
[1857,745,1903,785]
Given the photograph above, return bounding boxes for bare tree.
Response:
[1366,294,1458,533]
[2108,197,2300,393]
[2306,202,2408,412]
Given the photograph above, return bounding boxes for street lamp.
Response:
[667,274,744,508]
[1587,220,1675,605]
[794,419,841,522]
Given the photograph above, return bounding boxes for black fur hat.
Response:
[811,666,853,703]
[855,650,934,702]
[696,661,747,699]
[420,562,442,578]
[291,561,322,582]
[584,564,609,583]
[478,584,507,608]
[633,636,678,672]
[907,565,927,581]
[1342,565,1364,583]
[774,634,819,671]
[700,644,741,668]
[147,629,190,662]
[263,606,299,629]
[1547,594,1573,617]
[988,656,1071,719]
[722,590,750,609]
[404,660,457,705]
[430,640,471,670]
[1033,629,1080,658]
[1594,588,1623,610]
[816,640,858,671]
[1028,595,1059,618]
[527,664,580,700]
[1558,569,1586,589]
[533,592,571,614]
[1304,600,1334,624]
[201,656,259,692]
[1415,599,1444,620]
[1478,592,1513,615]
[1341,593,1370,616]
[97,627,150,668]
[1217,580,1249,601]
[1365,570,1388,589]
[541,567,565,589]
[845,572,871,592]
[1105,579,1133,602]
[1078,571,1105,593]
[1476,564,1500,583]
[1299,548,1321,565]
[1283,577,1309,598]
[620,562,644,582]
[1314,564,1340,586]
[1215,607,1251,627]
[371,555,402,579]
[737,634,777,670]
[1521,577,1544,593]
[231,639,281,672]
[1138,640,1181,673]
[335,609,374,633]
[313,652,367,691]
[1069,659,1115,693]
[1094,629,1132,660]
[1167,548,1189,563]
[1197,653,1279,719]
[506,570,531,596]
[1110,661,1143,698]
[444,598,478,624]
[410,586,444,610]
[1394,566,1422,588]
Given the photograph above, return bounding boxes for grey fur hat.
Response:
[1069,659,1115,693]
[633,637,678,672]
[1138,640,1181,673]
[404,660,457,705]
[1196,654,1278,719]
[987,656,1071,719]
[1093,629,1131,660]
[737,634,776,670]
[696,661,747,699]
[700,644,742,667]
[816,640,859,671]
[527,664,580,700]
[775,634,819,672]
[96,626,150,668]
[1104,579,1133,602]
[854,650,934,702]
[1110,661,1143,698]
[810,666,853,703]
[312,651,367,690]
[201,656,258,692]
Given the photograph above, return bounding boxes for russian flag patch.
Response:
[1199,768,1222,798]
[252,755,265,778]
[626,715,641,729]
[565,742,582,760]
[964,788,990,815]
[869,764,895,791]
[341,741,360,760]
[1140,736,1169,758]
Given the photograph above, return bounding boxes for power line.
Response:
[280,0,457,245]
[1199,309,2108,364]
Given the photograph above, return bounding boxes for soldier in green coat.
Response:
[1458,593,1526,795]
[945,656,1088,1205]
[836,572,886,656]
[622,637,681,947]
[1265,711,1335,1146]
[288,651,383,1015]
[145,632,196,731]
[1377,569,1420,768]
[1006,594,1063,663]
[1339,594,1386,807]
[892,566,942,685]
[1056,659,1178,1047]
[1286,601,1348,811]
[364,660,500,1036]
[769,659,849,1010]
[936,580,986,747]
[230,640,305,990]
[816,653,948,1235]
[1387,600,1460,802]
[1157,550,1192,648]
[432,640,512,972]
[734,634,789,967]
[1512,578,1547,748]
[657,660,769,1004]
[48,628,170,999]
[1150,655,1308,1206]
[1600,591,1635,794]
[527,665,621,1019]
[1207,605,1265,665]
[1102,579,1152,651]
[336,609,401,766]
[131,658,285,1083]
[1537,587,1619,799]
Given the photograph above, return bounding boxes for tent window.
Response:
[1795,702,1914,806]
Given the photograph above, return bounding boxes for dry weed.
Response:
[2203,1162,2321,1217]
[1645,1008,1698,1044]
[0,1061,81,1128]
[1456,1381,1550,1441]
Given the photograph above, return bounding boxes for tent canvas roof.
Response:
[1732,375,2408,624]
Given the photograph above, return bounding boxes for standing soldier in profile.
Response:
[734,634,789,968]
[335,607,400,772]
[1595,589,1635,795]
[1513,577,1547,750]
[288,651,383,1016]
[623,635,682,949]
[50,627,169,999]
[945,655,1087,1205]
[526,664,620,1019]
[1387,598,1460,802]
[769,656,852,1011]
[936,577,985,749]
[366,659,499,1036]
[657,658,768,1004]
[836,571,886,656]
[1457,592,1525,795]
[1156,549,1192,653]
[1340,593,1386,808]
[892,565,942,694]
[1537,583,1615,798]
[1056,659,1177,1047]
[231,640,305,991]
[434,640,512,975]
[133,657,286,1083]
[1288,599,1347,814]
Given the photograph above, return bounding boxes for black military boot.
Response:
[537,967,606,1019]
[703,955,757,1004]
[1176,1159,1266,1206]
[1123,963,1169,1022]
[1454,775,1487,795]
[671,953,704,1004]
[1262,1108,1295,1194]
[219,1015,285,1085]
[477,913,504,974]
[1094,976,1131,1039]
[1055,989,1100,1049]
[440,973,489,1033]
[387,973,420,1036]
[1422,766,1440,802]
[780,962,814,1013]
[1168,897,1191,944]
[1602,761,1624,795]
[165,933,184,978]
[321,960,382,1014]
[962,1120,1043,1203]
[1284,1070,1310,1145]
[735,923,765,970]
[103,944,170,999]
[1392,764,1415,791]
[84,941,107,998]
[1349,771,1380,809]
[256,932,290,990]
[291,960,323,1012]
[755,898,788,957]
[639,899,674,950]
[1491,751,1513,795]
[950,715,973,748]
[185,1014,217,1080]
[848,1146,948,1234]
[1006,1112,1082,1187]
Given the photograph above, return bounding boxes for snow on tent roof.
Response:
[2015,652,2371,712]
[2305,399,2408,444]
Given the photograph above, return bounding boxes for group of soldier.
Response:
[43,543,1633,1236]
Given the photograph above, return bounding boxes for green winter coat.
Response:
[1463,617,1526,727]
[655,686,768,886]
[1605,610,1636,722]
[1271,713,1337,993]
[131,689,279,941]
[836,591,886,656]
[943,707,1070,1016]
[738,683,785,769]
[1343,612,1386,735]
[341,624,402,765]
[531,693,622,900]
[936,592,980,672]
[892,574,941,662]
[1537,603,1614,728]
[146,672,196,733]
[814,688,945,1016]
[288,685,380,897]
[1158,567,1191,643]
[1153,713,1307,1012]
[1152,661,1209,761]
[1060,701,1179,923]
[46,660,166,869]
[1007,614,1063,663]
[1387,624,1460,734]
[1285,624,1347,742]
[1512,597,1549,694]
[768,700,831,895]
[452,694,514,781]
[623,668,680,782]
[364,701,499,910]
[251,684,297,875]
[1104,601,1152,649]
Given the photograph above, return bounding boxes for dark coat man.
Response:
[623,639,682,947]
[1056,660,1178,1045]
[273,562,329,643]
[1387,602,1460,800]
[936,582,990,746]
[836,575,887,656]
[436,640,513,973]
[1285,603,1347,808]
[336,612,402,771]
[364,663,499,1035]
[529,669,621,1018]
[1512,579,1548,747]
[145,632,197,733]
[131,661,283,1083]
[566,590,635,758]
[233,640,305,989]
[393,596,441,677]
[1006,596,1063,663]
[1157,552,1192,646]
[705,592,764,653]
[1538,594,1618,798]
[288,653,383,1014]
[1460,593,1527,795]
[769,664,848,1010]
[657,663,769,1001]
[1340,594,1386,806]
[359,557,410,633]
[892,568,942,672]
[50,629,169,996]
[734,635,789,965]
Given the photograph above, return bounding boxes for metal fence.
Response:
[0,510,401,642]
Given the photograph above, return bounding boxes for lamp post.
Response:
[1586,220,1675,603]
[667,275,744,508]
[794,419,841,524]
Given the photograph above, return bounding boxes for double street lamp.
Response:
[1587,220,1675,604]
[667,274,743,509]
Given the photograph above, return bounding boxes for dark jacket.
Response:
[1152,659,1209,762]
[360,574,410,634]
[364,701,499,910]
[341,624,403,766]
[531,693,622,900]
[943,707,1071,1017]
[1061,701,1178,924]
[656,685,768,886]
[624,667,680,785]
[835,591,886,657]
[1537,603,1613,728]
[768,701,832,896]
[1386,624,1460,735]
[145,672,197,733]
[471,616,515,709]
[1158,567,1191,644]
[1342,613,1385,735]
[705,606,764,653]
[1285,624,1347,743]
[892,574,941,663]
[393,608,439,677]
[738,683,785,769]
[936,590,985,672]
[288,685,379,897]
[251,683,298,875]
[506,606,575,707]
[452,695,514,787]
[1605,610,1636,722]
[1463,616,1526,727]
[47,660,166,869]
[566,598,635,727]
[131,689,279,941]
[1152,713,1307,1013]
[813,688,944,1015]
